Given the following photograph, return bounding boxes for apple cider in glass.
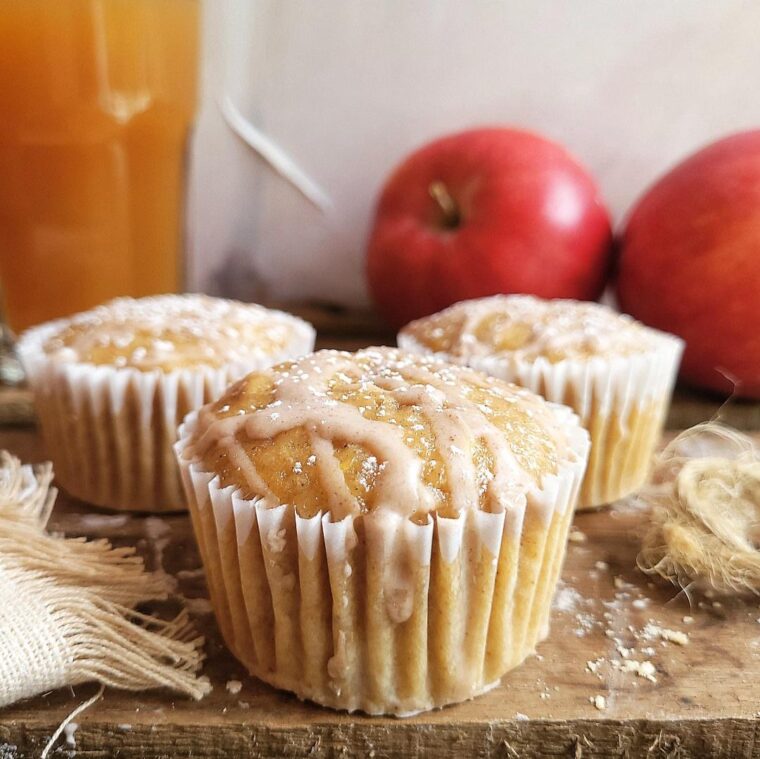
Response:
[0,0,200,333]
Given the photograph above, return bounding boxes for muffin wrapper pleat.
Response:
[175,405,589,715]
[17,319,315,512]
[398,332,683,510]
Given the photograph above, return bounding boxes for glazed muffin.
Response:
[17,295,315,512]
[175,347,589,715]
[398,295,683,510]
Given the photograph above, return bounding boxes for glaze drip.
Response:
[186,348,567,520]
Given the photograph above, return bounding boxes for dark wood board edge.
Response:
[3,715,760,758]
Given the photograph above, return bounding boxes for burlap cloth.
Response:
[0,450,210,708]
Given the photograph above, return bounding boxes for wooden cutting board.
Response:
[1,326,760,758]
[2,433,760,757]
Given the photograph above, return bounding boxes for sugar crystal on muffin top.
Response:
[400,295,664,363]
[184,347,577,522]
[42,294,302,371]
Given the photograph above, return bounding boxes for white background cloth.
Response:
[187,0,760,308]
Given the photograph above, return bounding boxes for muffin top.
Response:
[40,295,311,372]
[399,295,665,364]
[182,347,582,521]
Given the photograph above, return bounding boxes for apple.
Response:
[617,131,760,399]
[366,127,613,329]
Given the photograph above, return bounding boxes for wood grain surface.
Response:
[1,321,759,759]
[1,425,760,758]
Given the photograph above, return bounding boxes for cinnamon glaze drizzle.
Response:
[186,348,567,520]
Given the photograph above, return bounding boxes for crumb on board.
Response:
[226,680,243,695]
[64,723,78,749]
[590,694,607,711]
[568,529,587,543]
[553,584,584,612]
[618,659,657,682]
[644,623,689,646]
[616,644,633,659]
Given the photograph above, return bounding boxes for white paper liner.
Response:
[399,330,684,509]
[174,403,589,715]
[17,314,315,512]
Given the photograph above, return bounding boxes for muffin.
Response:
[17,295,315,512]
[398,295,684,510]
[175,347,589,715]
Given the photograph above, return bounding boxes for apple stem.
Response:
[429,181,460,229]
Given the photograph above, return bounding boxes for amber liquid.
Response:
[0,0,200,332]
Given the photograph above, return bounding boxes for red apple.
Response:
[366,127,613,329]
[617,131,760,399]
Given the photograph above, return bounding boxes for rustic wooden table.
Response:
[2,326,759,758]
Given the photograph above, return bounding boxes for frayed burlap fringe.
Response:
[638,422,760,596]
[0,450,56,526]
[0,450,211,708]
